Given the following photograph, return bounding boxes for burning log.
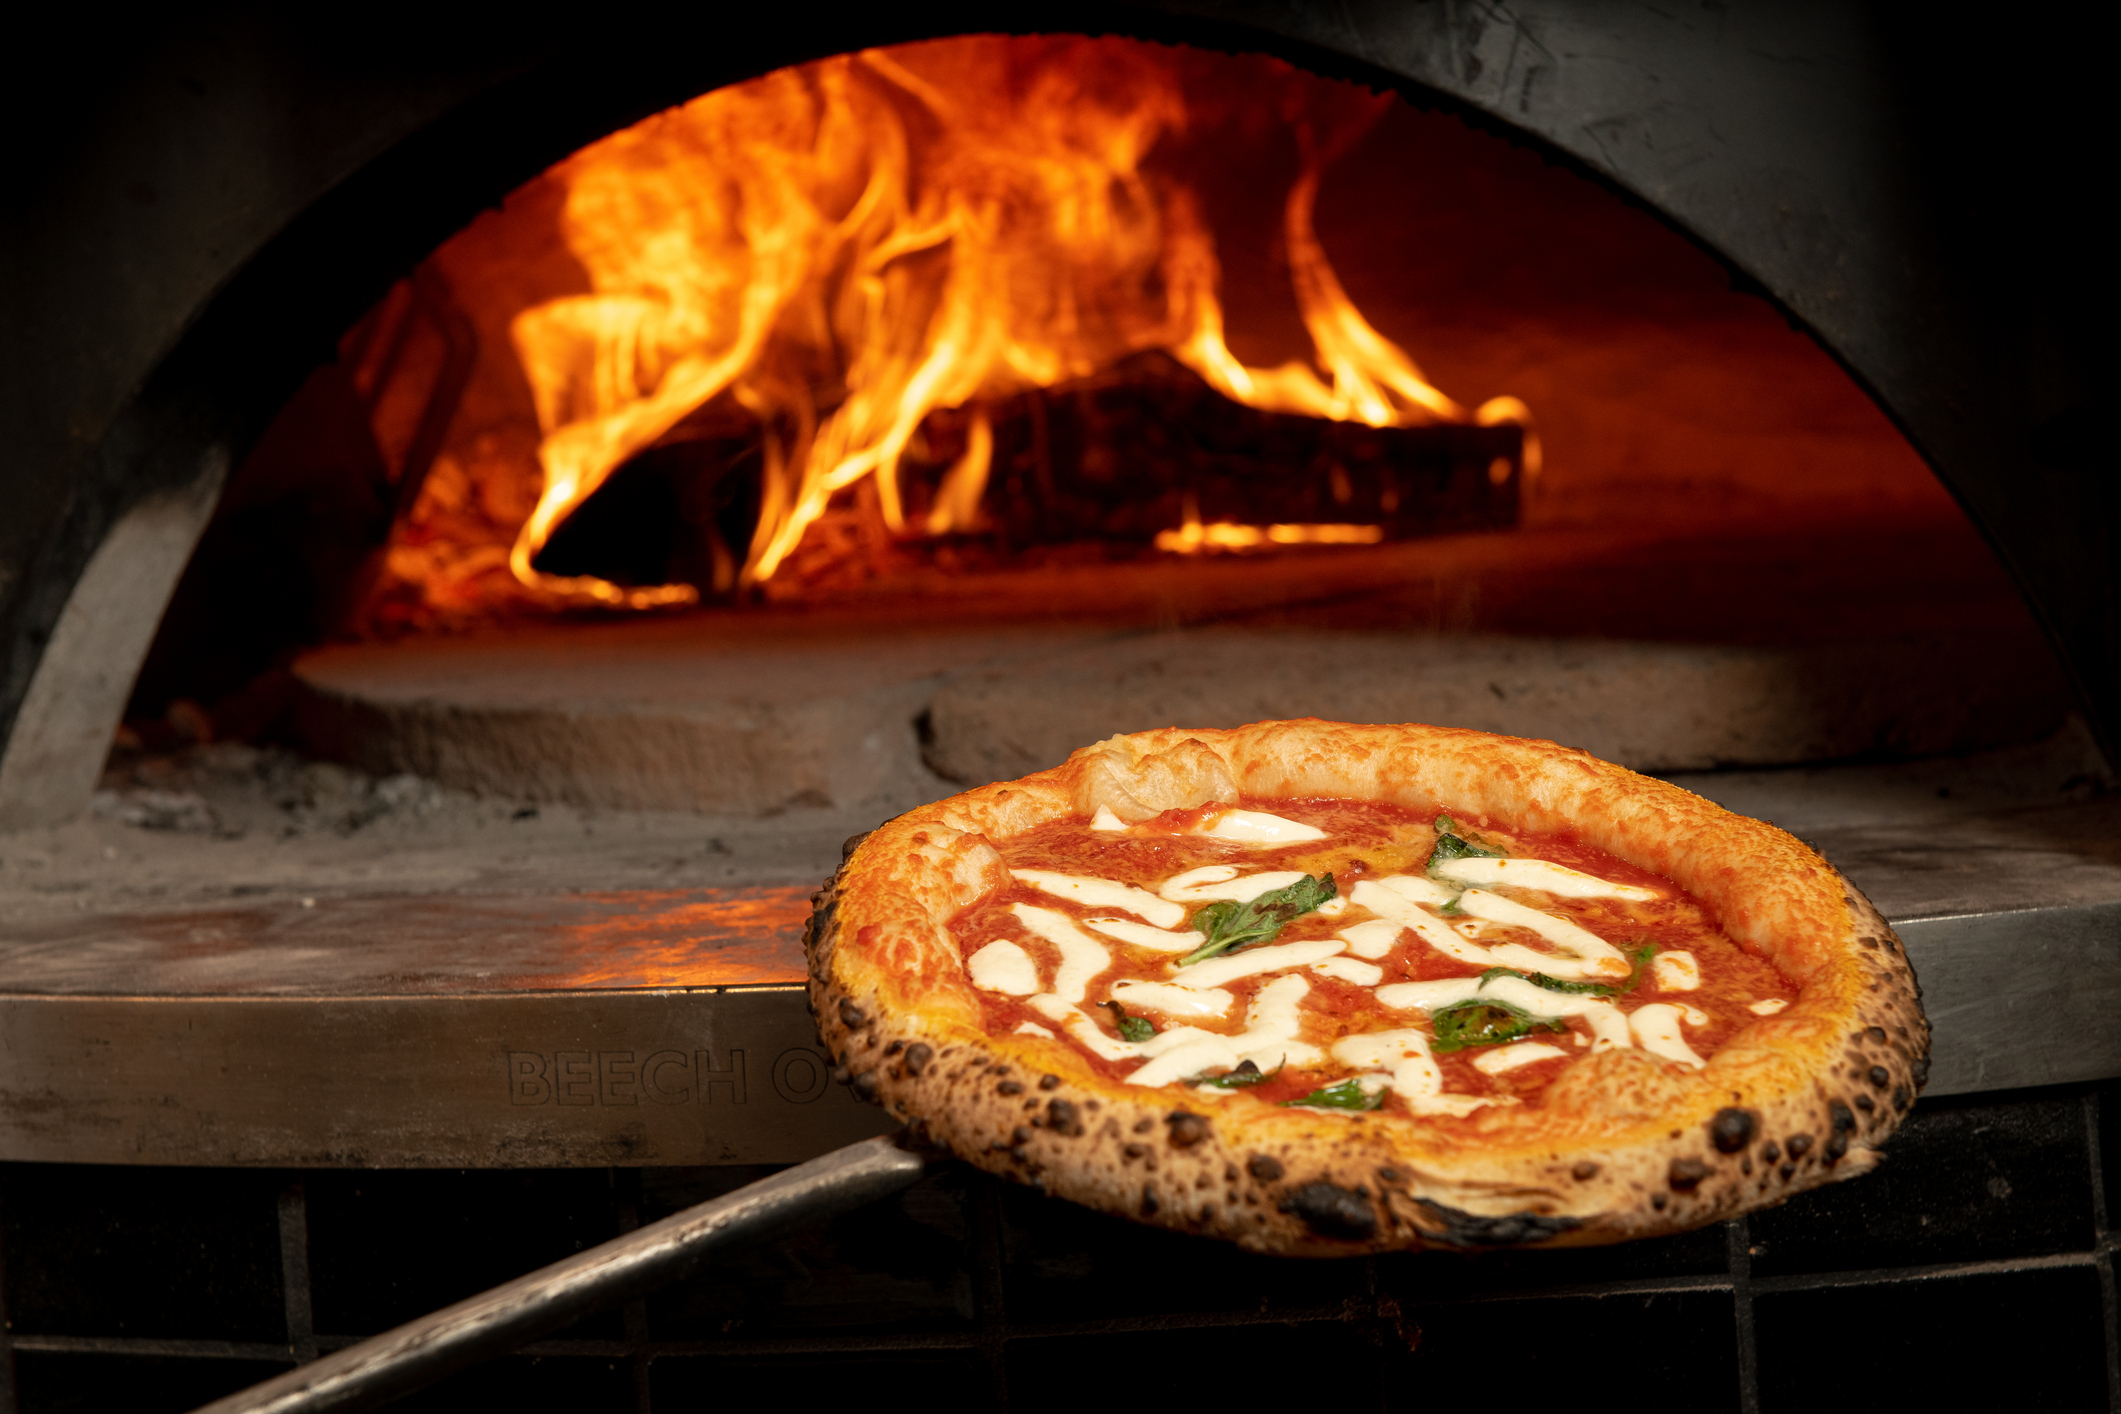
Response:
[902,353,1520,553]
[532,355,1521,599]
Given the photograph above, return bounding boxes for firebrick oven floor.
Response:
[281,519,2074,818]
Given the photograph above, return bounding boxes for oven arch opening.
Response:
[0,8,2103,828]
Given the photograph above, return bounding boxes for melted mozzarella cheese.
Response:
[1013,870,1185,928]
[1026,994,1216,1062]
[1173,937,1346,989]
[1157,865,1309,904]
[1090,804,1129,832]
[1650,950,1702,991]
[1120,974,1322,1087]
[1453,890,1632,981]
[1748,998,1789,1016]
[1108,978,1234,1019]
[1030,974,1323,1088]
[1375,973,1633,1051]
[1315,895,1350,918]
[1228,974,1323,1072]
[1375,874,1455,907]
[1349,879,1484,963]
[1310,957,1384,986]
[1124,1038,1239,1089]
[967,940,1041,995]
[1360,875,1628,983]
[1432,856,1661,901]
[1200,810,1329,844]
[1009,904,1111,1003]
[1083,917,1204,952]
[1335,917,1404,959]
[1014,1021,1055,1038]
[1473,1041,1569,1075]
[1629,1002,1707,1067]
[1329,1029,1489,1115]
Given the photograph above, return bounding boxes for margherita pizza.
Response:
[807,721,1928,1254]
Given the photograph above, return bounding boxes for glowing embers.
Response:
[1153,522,1383,554]
[395,35,1532,613]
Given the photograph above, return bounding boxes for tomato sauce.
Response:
[951,798,1799,1116]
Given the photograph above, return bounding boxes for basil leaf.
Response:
[1281,1078,1384,1111]
[1479,963,1611,996]
[1192,1058,1282,1090]
[1532,972,1616,996]
[1179,873,1337,967]
[1615,943,1657,994]
[1102,1000,1157,1043]
[1426,815,1503,870]
[1479,945,1660,999]
[1430,999,1565,1052]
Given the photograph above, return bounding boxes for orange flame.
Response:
[502,37,1530,605]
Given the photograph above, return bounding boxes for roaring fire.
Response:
[446,38,1534,611]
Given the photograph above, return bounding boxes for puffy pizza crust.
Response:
[806,721,1929,1255]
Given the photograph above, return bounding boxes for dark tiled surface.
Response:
[377,1354,635,1412]
[1754,1267,2111,1409]
[654,1352,994,1405]
[0,1166,285,1341]
[1386,1218,1730,1296]
[9,1355,287,1414]
[1401,1289,1738,1399]
[1747,1089,2094,1276]
[305,1167,628,1338]
[994,1180,1358,1322]
[641,1166,976,1340]
[1007,1322,1395,1412]
[1,1083,2114,1413]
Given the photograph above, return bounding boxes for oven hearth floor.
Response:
[286,519,2071,815]
[2,723,2117,1167]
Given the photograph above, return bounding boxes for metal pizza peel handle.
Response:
[189,1134,929,1414]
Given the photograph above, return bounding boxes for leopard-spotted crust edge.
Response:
[804,720,1930,1256]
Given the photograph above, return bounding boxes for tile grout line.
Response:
[277,1180,317,1366]
[0,1180,16,1414]
[1727,1219,1760,1414]
[612,1168,654,1414]
[2083,1091,2119,1414]
[968,1175,1012,1412]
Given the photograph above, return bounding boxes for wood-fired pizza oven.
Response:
[0,6,2111,1411]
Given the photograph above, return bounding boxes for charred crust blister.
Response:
[1280,1182,1378,1241]
[1667,1157,1709,1192]
[1709,1107,1757,1154]
[1165,1112,1210,1148]
[1247,1155,1284,1182]
[1046,1098,1084,1136]
[1412,1198,1582,1248]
